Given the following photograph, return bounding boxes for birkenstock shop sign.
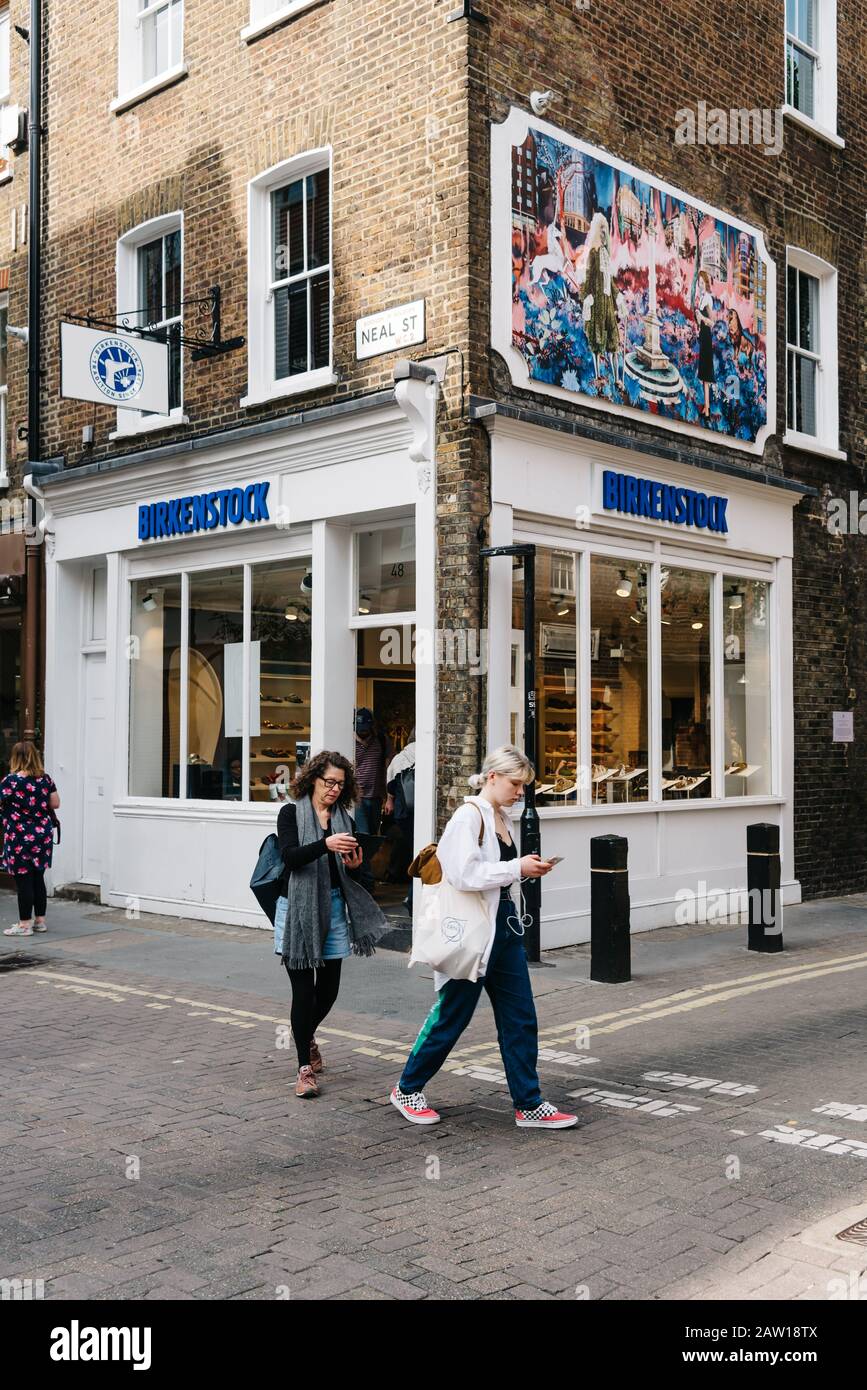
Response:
[601,468,729,534]
[137,482,271,542]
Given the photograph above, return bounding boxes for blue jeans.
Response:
[398,897,542,1111]
[355,797,382,835]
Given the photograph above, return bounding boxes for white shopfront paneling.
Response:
[486,414,801,945]
[43,400,435,926]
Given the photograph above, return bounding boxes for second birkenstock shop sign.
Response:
[602,469,729,534]
[137,482,271,542]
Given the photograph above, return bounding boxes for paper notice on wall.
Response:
[224,641,261,737]
[832,711,854,743]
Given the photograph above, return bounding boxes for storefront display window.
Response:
[512,548,578,807]
[356,524,415,615]
[129,575,183,798]
[185,568,244,800]
[251,560,312,802]
[509,546,772,808]
[723,576,771,796]
[129,558,313,803]
[590,556,649,804]
[661,567,712,800]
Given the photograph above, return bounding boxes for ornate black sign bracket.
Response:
[447,1,487,21]
[64,285,245,362]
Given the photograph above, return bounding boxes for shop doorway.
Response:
[81,652,108,884]
[355,623,415,891]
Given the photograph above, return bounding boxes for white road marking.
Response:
[813,1102,867,1123]
[760,1126,867,1158]
[643,1070,758,1097]
[568,1086,701,1117]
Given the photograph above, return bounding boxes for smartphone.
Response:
[546,856,565,867]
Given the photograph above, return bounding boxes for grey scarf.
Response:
[284,794,389,970]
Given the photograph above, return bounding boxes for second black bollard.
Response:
[747,821,782,953]
[590,834,631,982]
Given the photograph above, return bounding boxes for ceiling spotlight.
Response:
[629,613,641,624]
[691,619,703,630]
[284,605,298,622]
[358,595,371,615]
[728,591,743,609]
[557,604,571,617]
[141,591,157,612]
[299,568,313,595]
[616,571,632,598]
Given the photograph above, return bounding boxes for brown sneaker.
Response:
[309,1038,324,1074]
[295,1065,320,1099]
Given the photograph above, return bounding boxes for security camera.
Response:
[6,325,28,343]
[300,569,313,595]
[530,90,556,117]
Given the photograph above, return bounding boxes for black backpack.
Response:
[250,833,284,925]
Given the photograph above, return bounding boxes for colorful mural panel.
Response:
[506,121,771,445]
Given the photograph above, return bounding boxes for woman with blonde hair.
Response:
[390,746,578,1130]
[2,741,60,936]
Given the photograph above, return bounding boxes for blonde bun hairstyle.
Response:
[468,745,535,791]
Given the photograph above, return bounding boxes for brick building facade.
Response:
[26,0,866,930]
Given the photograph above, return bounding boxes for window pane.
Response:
[357,525,416,615]
[169,0,183,67]
[164,229,182,319]
[138,239,163,324]
[272,180,304,280]
[786,265,797,348]
[723,578,771,797]
[798,270,818,352]
[794,353,817,434]
[512,547,578,807]
[129,575,182,797]
[661,568,712,800]
[250,559,313,803]
[0,301,7,389]
[0,13,10,98]
[787,42,815,118]
[186,567,244,801]
[274,281,309,379]
[590,556,649,804]
[311,273,330,370]
[306,169,330,269]
[787,0,814,44]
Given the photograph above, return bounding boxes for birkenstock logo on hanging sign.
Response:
[137,481,271,542]
[601,468,729,534]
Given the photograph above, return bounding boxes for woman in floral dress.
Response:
[2,741,60,937]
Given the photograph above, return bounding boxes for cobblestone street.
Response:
[2,891,867,1302]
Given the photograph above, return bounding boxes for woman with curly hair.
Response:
[276,750,389,1098]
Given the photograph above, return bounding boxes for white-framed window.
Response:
[115,0,185,110]
[114,213,186,438]
[242,149,335,408]
[784,247,841,457]
[0,6,11,183]
[783,0,841,144]
[0,290,7,483]
[242,1,325,43]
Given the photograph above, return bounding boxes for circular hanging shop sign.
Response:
[89,337,145,403]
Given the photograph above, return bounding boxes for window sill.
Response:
[782,105,845,150]
[241,0,329,43]
[110,63,189,116]
[241,368,337,408]
[110,412,190,441]
[783,430,846,462]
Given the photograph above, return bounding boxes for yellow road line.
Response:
[25,969,408,1050]
[452,948,867,1057]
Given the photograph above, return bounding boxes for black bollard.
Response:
[747,822,782,953]
[590,834,631,983]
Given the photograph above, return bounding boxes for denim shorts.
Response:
[275,888,351,960]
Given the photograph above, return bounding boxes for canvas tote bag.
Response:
[409,807,493,982]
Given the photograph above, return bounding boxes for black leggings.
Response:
[284,960,342,1068]
[15,869,47,921]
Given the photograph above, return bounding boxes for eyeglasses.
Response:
[319,778,345,790]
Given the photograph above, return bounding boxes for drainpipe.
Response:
[21,0,43,742]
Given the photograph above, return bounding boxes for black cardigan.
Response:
[276,800,370,895]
